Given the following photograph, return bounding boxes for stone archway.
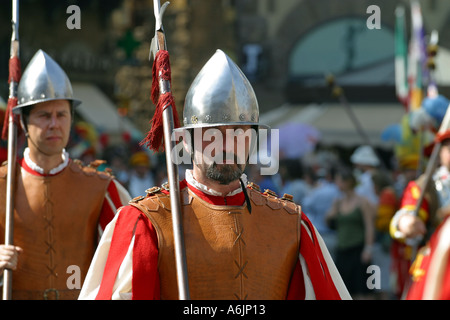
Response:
[270,0,398,87]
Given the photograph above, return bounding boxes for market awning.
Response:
[259,103,406,147]
[72,83,144,142]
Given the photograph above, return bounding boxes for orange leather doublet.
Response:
[0,161,112,300]
[130,185,301,300]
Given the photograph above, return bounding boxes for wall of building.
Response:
[2,0,450,133]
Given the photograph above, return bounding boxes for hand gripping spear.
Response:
[140,0,190,299]
[407,102,450,260]
[2,0,21,301]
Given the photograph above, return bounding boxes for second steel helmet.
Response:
[175,49,268,131]
[13,49,81,114]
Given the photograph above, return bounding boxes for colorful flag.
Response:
[407,0,426,112]
[395,6,408,108]
[426,30,439,98]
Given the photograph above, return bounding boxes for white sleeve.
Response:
[299,221,352,300]
[97,179,131,238]
[79,209,134,300]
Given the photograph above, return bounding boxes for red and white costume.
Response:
[79,170,351,300]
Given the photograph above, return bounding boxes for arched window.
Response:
[289,17,394,80]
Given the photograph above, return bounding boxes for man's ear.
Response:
[19,112,29,137]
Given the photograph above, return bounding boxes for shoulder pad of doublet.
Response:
[133,183,192,212]
[247,181,261,192]
[161,181,170,191]
[246,185,301,214]
[129,194,161,212]
[264,193,283,210]
[247,186,265,206]
[145,186,162,195]
[280,193,300,214]
[149,188,172,210]
[283,199,301,214]
[71,159,112,180]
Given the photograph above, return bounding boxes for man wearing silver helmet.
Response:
[0,50,130,300]
[79,50,350,300]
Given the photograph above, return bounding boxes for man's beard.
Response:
[206,162,244,185]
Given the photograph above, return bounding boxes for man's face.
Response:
[192,125,252,185]
[440,140,450,169]
[26,100,72,156]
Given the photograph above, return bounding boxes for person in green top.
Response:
[326,167,375,299]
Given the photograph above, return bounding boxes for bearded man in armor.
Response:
[79,50,350,300]
[0,50,130,300]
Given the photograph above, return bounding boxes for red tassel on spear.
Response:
[140,49,180,152]
[2,55,21,141]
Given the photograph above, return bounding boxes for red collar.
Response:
[162,179,245,206]
[19,158,69,177]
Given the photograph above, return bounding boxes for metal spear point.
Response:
[149,1,169,61]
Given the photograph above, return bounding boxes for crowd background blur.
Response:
[2,0,450,300]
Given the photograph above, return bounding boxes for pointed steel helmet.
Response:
[175,49,268,131]
[13,49,81,114]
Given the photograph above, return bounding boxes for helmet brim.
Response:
[13,98,82,114]
[173,122,270,132]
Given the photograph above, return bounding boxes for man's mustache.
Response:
[209,152,246,165]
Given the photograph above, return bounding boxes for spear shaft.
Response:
[3,0,20,301]
[149,0,190,300]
